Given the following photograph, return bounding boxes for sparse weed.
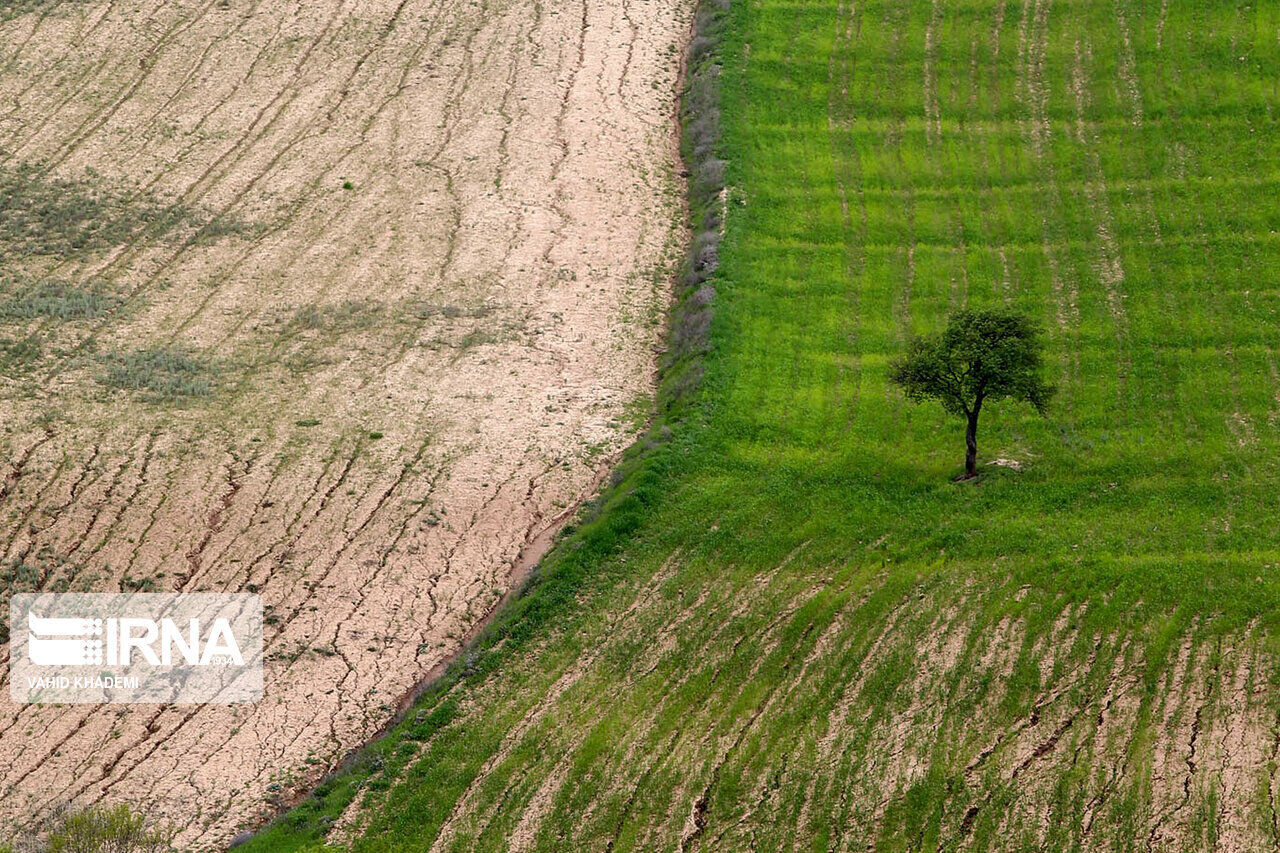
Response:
[289,299,384,332]
[412,301,492,321]
[0,277,121,321]
[121,574,158,592]
[0,333,43,374]
[0,163,250,259]
[99,347,219,400]
[0,0,91,21]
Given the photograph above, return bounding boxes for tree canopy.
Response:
[889,308,1054,477]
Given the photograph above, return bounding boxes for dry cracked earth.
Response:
[0,0,689,844]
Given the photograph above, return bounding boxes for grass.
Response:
[0,277,120,321]
[0,333,43,375]
[0,164,199,258]
[277,298,499,377]
[0,164,252,383]
[240,0,1280,849]
[99,347,219,400]
[289,300,385,332]
[0,0,88,22]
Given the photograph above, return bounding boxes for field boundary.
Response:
[235,0,731,844]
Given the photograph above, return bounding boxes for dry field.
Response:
[0,0,689,844]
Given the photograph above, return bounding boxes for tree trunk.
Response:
[964,410,979,479]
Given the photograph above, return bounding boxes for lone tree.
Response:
[889,308,1054,479]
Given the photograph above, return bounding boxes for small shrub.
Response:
[669,284,715,360]
[121,575,157,592]
[46,804,174,853]
[192,215,258,246]
[290,304,324,329]
[456,328,497,350]
[0,558,42,596]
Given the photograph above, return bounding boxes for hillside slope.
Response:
[0,0,689,844]
[257,0,1280,849]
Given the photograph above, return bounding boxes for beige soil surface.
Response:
[0,0,689,844]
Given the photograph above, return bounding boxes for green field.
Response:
[244,0,1280,849]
